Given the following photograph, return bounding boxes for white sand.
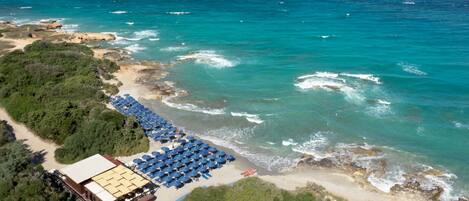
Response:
[113,63,160,99]
[0,37,38,51]
[0,108,65,170]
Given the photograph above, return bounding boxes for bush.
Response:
[184,177,309,201]
[0,121,68,201]
[0,41,148,163]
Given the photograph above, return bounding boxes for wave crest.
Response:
[399,62,427,76]
[230,112,264,124]
[167,11,191,15]
[162,97,225,115]
[177,50,237,68]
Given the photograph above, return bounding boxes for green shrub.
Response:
[0,41,148,163]
[0,121,68,201]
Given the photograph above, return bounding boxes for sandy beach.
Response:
[0,21,431,201]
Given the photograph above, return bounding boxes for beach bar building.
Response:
[60,154,155,201]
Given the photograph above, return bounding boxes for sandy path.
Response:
[0,108,65,170]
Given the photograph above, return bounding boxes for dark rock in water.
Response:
[459,196,469,201]
[391,178,444,201]
[297,155,335,168]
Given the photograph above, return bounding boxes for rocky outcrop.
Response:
[40,21,62,29]
[390,179,443,201]
[68,33,116,43]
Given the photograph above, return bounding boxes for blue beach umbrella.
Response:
[208,147,217,153]
[133,159,143,164]
[208,161,217,169]
[226,155,236,161]
[200,150,209,157]
[142,154,152,161]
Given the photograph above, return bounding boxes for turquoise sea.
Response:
[1,0,468,199]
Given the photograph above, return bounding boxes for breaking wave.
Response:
[160,46,190,52]
[177,50,237,68]
[294,71,382,104]
[291,132,329,159]
[453,121,469,130]
[110,10,127,14]
[162,97,225,115]
[230,112,264,124]
[199,127,295,172]
[402,1,415,5]
[282,138,298,146]
[167,11,191,15]
[109,30,158,46]
[124,44,146,53]
[19,6,32,9]
[399,62,427,76]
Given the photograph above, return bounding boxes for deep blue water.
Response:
[1,0,468,198]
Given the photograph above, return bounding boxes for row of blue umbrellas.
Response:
[110,95,184,143]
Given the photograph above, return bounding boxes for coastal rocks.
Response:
[298,155,335,168]
[68,33,116,43]
[295,143,456,201]
[0,21,16,29]
[390,179,443,201]
[39,20,62,29]
[459,196,469,201]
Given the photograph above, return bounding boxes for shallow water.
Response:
[2,0,468,198]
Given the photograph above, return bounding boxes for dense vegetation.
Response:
[0,41,148,163]
[184,177,345,201]
[0,120,69,201]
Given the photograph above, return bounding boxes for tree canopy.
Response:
[0,120,68,201]
[0,41,148,163]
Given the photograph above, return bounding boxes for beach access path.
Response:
[0,107,65,170]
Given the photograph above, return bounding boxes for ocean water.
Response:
[1,0,469,198]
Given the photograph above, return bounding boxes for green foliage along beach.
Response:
[0,120,67,201]
[0,41,148,163]
[184,177,344,201]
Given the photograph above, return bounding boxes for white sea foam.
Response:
[109,30,158,45]
[200,127,294,171]
[133,30,158,39]
[149,38,160,41]
[124,44,146,53]
[231,112,264,124]
[266,141,276,145]
[19,6,32,9]
[367,169,406,193]
[282,138,298,146]
[292,132,329,159]
[453,121,469,130]
[177,50,237,68]
[126,22,134,25]
[340,73,381,84]
[162,98,225,115]
[160,46,190,52]
[399,62,427,76]
[110,10,127,14]
[61,24,79,32]
[295,71,383,104]
[377,99,391,105]
[167,11,191,15]
[402,1,415,5]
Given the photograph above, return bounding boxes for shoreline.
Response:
[0,20,450,201]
